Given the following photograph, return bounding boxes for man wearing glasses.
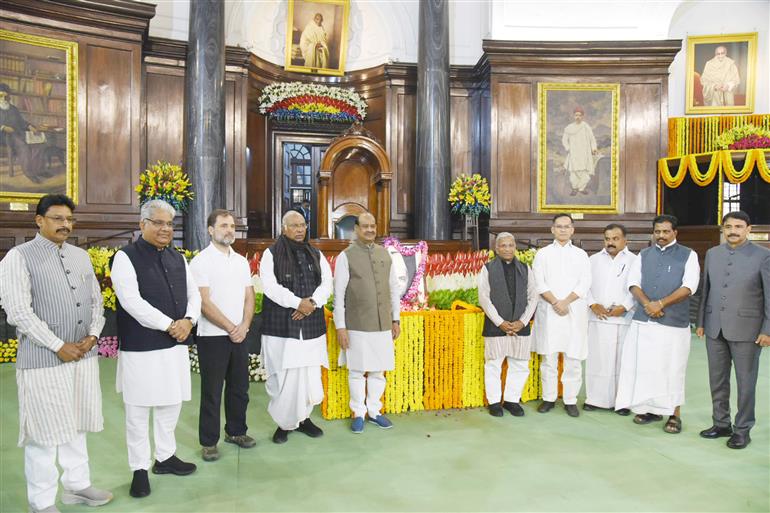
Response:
[259,210,332,444]
[0,194,113,513]
[533,213,591,417]
[111,199,201,498]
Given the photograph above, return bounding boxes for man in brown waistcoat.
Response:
[334,212,401,433]
[478,232,537,417]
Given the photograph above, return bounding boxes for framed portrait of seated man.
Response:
[685,32,757,115]
[284,0,350,77]
[0,29,78,203]
[537,82,620,214]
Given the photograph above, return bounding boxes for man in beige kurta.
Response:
[701,46,741,107]
[334,213,401,433]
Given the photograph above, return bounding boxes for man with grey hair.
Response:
[111,199,201,498]
[478,233,537,417]
[260,210,332,444]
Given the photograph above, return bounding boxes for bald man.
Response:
[334,213,401,433]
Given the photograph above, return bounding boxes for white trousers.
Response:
[25,432,90,510]
[348,370,386,418]
[542,353,583,404]
[484,356,530,404]
[124,403,182,471]
[585,322,628,408]
[265,366,324,430]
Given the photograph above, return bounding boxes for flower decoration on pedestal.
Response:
[383,237,428,310]
[87,246,117,311]
[714,124,770,150]
[258,82,367,124]
[448,173,491,218]
[0,339,18,363]
[135,161,194,212]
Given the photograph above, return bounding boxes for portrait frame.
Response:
[685,32,757,115]
[284,0,350,77]
[0,29,78,204]
[537,82,620,214]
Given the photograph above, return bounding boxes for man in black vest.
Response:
[478,232,537,417]
[111,199,201,498]
[259,210,333,444]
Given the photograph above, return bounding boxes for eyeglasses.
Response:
[143,218,175,229]
[45,215,76,225]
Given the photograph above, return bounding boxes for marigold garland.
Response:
[658,149,770,189]
[384,313,425,414]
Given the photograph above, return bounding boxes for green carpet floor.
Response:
[1,337,768,513]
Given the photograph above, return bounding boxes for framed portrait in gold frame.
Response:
[685,32,757,115]
[537,83,620,214]
[0,29,78,204]
[284,0,350,77]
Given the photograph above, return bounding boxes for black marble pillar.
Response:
[415,0,451,240]
[183,0,225,250]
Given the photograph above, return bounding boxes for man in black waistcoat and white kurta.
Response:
[260,210,333,444]
[478,232,537,417]
[334,213,401,433]
[615,215,700,435]
[111,199,201,498]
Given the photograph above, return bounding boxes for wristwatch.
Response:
[184,316,196,326]
[309,298,317,308]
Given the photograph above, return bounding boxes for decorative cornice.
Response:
[1,0,155,39]
[144,37,251,69]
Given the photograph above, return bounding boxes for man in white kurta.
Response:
[0,194,112,513]
[478,233,537,417]
[584,224,637,414]
[260,210,333,444]
[299,13,329,68]
[334,213,401,432]
[561,107,598,195]
[111,200,201,498]
[533,214,591,417]
[701,46,741,107]
[615,215,700,434]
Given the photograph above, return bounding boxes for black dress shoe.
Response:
[565,404,580,417]
[614,408,631,416]
[699,425,733,439]
[582,403,600,411]
[129,470,150,498]
[503,401,525,417]
[296,418,323,438]
[152,455,197,476]
[537,401,555,413]
[272,427,289,444]
[488,402,504,417]
[726,433,751,449]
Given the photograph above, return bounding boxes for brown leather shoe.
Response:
[225,434,256,448]
[201,445,219,462]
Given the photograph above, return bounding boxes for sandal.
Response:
[664,415,682,434]
[633,413,663,425]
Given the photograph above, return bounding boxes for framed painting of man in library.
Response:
[537,83,620,214]
[0,29,78,203]
[685,32,757,115]
[284,0,350,77]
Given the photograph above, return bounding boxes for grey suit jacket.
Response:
[697,241,770,341]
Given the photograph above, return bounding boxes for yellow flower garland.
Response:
[659,149,770,188]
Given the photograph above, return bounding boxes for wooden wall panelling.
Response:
[246,110,269,237]
[491,80,531,214]
[623,82,663,214]
[144,70,185,169]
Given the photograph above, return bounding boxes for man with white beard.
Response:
[190,210,256,462]
[701,46,741,107]
[584,224,637,415]
[533,213,591,417]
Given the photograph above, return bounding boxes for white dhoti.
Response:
[117,345,191,470]
[615,321,691,416]
[339,330,394,418]
[484,334,531,404]
[585,321,629,408]
[262,334,328,430]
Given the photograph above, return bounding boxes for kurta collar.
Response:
[725,240,752,253]
[599,246,630,258]
[551,240,573,249]
[34,232,66,251]
[655,239,677,252]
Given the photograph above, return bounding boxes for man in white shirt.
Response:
[190,210,255,462]
[533,213,591,417]
[260,210,333,444]
[334,213,401,432]
[616,215,700,435]
[111,199,201,498]
[478,233,537,417]
[584,224,637,415]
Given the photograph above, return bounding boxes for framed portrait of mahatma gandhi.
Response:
[537,83,619,214]
[0,29,78,203]
[285,0,350,77]
[685,33,757,115]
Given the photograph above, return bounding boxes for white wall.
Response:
[667,0,769,116]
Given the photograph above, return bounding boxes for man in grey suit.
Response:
[696,210,770,449]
